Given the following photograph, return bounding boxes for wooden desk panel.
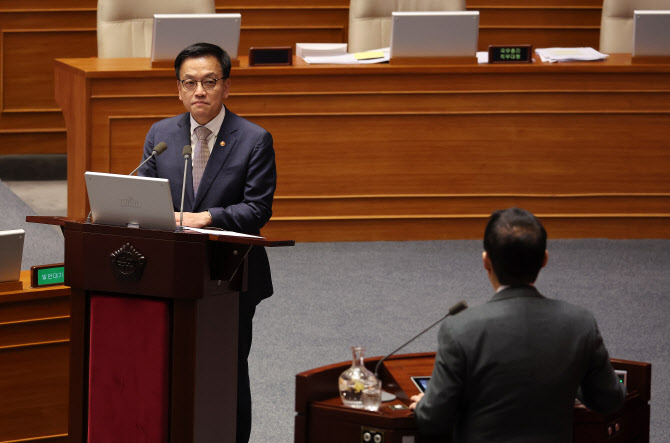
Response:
[55,55,670,241]
[296,353,651,443]
[0,271,70,443]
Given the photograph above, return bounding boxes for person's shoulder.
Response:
[543,296,595,321]
[226,109,269,135]
[150,113,189,131]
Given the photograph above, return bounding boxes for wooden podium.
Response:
[296,353,651,443]
[28,216,293,443]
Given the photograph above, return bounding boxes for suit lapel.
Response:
[172,114,195,210]
[193,107,238,209]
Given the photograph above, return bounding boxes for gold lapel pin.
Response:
[220,141,225,147]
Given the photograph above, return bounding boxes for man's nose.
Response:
[195,82,207,94]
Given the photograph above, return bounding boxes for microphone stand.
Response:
[374,300,468,401]
[178,145,192,231]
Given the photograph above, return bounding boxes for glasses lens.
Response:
[182,80,196,91]
[202,79,217,90]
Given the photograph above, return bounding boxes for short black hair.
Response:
[174,42,231,80]
[483,207,547,286]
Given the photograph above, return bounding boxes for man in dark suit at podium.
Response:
[139,42,276,443]
[409,207,625,442]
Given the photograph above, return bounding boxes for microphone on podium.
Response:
[86,142,168,223]
[128,142,167,176]
[373,300,468,401]
[178,145,192,231]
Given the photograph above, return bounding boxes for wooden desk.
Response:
[296,353,651,443]
[54,55,670,241]
[0,271,70,443]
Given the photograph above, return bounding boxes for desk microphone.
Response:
[178,145,192,231]
[86,142,168,223]
[128,142,168,176]
[374,300,468,378]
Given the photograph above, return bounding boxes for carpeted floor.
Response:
[3,179,668,442]
[257,239,670,442]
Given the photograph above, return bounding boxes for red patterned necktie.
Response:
[192,125,212,194]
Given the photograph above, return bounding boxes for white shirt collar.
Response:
[189,105,226,139]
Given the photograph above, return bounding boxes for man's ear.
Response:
[178,80,183,100]
[222,78,231,99]
[483,251,493,272]
[542,250,548,268]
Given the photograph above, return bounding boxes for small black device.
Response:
[248,47,293,66]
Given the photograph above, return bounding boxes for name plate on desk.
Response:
[31,263,65,287]
[488,45,533,64]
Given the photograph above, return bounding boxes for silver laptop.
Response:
[0,229,24,283]
[633,10,670,56]
[85,172,177,231]
[151,13,242,62]
[390,11,479,58]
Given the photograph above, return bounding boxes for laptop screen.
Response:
[151,13,241,61]
[85,172,177,231]
[0,229,24,283]
[390,11,479,58]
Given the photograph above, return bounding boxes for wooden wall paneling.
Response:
[476,7,601,27]
[239,28,346,54]
[478,28,599,51]
[218,2,349,54]
[262,213,670,241]
[0,6,95,155]
[54,57,670,240]
[272,195,670,219]
[54,61,90,219]
[468,0,602,6]
[1,0,610,157]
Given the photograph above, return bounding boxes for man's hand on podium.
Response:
[409,393,424,411]
[174,211,213,228]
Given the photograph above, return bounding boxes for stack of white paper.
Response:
[535,47,609,63]
[296,43,347,59]
[301,47,390,65]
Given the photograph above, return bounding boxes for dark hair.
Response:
[483,207,547,286]
[174,42,231,80]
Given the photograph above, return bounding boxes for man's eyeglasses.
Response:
[180,78,222,91]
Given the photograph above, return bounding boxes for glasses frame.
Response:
[179,78,223,91]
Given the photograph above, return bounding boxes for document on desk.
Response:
[302,48,390,64]
[185,227,264,239]
[535,47,608,63]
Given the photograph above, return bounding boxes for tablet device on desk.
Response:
[390,11,479,58]
[411,376,431,393]
[633,10,670,56]
[0,229,25,283]
[151,13,241,62]
[85,172,177,231]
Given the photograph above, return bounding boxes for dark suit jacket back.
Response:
[415,286,626,443]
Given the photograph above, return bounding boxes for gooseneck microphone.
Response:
[178,145,192,231]
[86,142,168,223]
[128,142,167,176]
[374,300,468,378]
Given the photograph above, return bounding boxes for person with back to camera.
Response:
[409,207,626,442]
[139,42,276,443]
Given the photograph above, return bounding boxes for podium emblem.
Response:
[110,243,146,281]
